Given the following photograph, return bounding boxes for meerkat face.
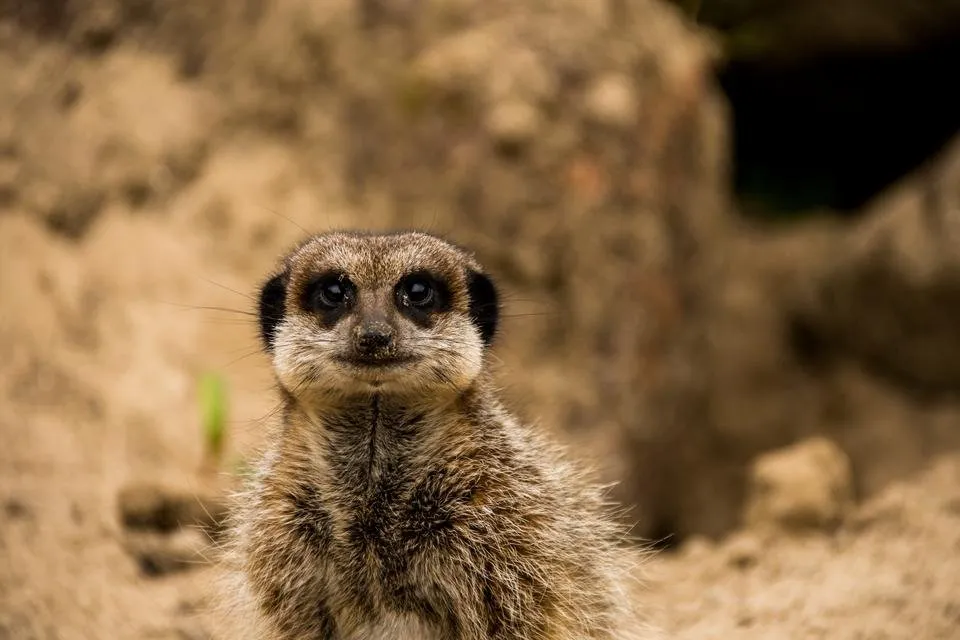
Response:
[257,231,499,401]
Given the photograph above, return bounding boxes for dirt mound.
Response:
[806,136,960,394]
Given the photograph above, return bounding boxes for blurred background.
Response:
[2,0,960,638]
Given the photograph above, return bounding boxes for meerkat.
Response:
[220,231,657,640]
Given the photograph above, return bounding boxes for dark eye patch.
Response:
[395,271,451,327]
[301,272,356,326]
[466,270,498,345]
[258,272,287,352]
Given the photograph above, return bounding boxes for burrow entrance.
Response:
[718,34,960,218]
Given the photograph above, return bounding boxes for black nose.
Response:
[356,325,393,353]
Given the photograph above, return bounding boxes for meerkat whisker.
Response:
[159,302,260,317]
[198,276,259,302]
[258,206,312,236]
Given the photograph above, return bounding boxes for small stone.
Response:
[679,534,714,559]
[413,29,497,93]
[119,483,182,533]
[118,481,229,536]
[485,100,542,152]
[584,73,638,129]
[745,436,854,534]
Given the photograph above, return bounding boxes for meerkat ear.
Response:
[258,272,287,352]
[466,269,499,345]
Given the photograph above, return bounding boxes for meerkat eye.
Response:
[321,281,346,306]
[304,274,354,312]
[407,279,433,306]
[397,274,436,310]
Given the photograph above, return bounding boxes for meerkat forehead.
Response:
[286,231,483,290]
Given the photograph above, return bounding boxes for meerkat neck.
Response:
[282,380,499,491]
[287,371,498,429]
[291,389,471,429]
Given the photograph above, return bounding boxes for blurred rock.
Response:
[118,481,228,537]
[745,437,854,534]
[484,99,543,152]
[584,73,639,129]
[123,528,210,577]
[806,137,960,395]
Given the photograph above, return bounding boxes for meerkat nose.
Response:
[356,322,394,354]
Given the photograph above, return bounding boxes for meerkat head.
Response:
[256,231,499,402]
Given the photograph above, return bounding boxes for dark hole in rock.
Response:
[719,34,960,218]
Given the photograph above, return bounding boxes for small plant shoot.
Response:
[199,371,228,467]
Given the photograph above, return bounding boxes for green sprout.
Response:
[199,371,228,467]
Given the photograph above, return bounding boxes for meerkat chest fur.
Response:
[226,231,654,640]
[297,394,482,588]
[273,391,523,629]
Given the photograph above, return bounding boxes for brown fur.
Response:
[219,231,658,639]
